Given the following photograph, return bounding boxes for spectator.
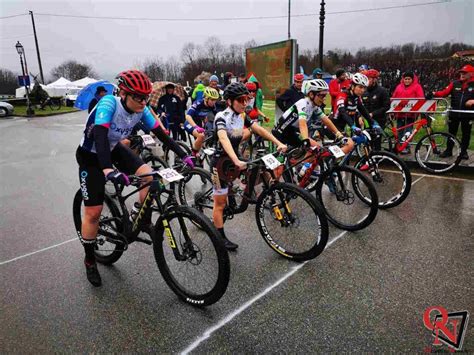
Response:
[276,73,305,112]
[191,83,205,103]
[362,69,391,128]
[247,74,264,113]
[391,71,424,154]
[329,69,351,112]
[88,86,108,113]
[157,83,185,141]
[238,73,247,83]
[209,75,220,90]
[429,64,474,160]
[312,68,323,79]
[244,82,269,122]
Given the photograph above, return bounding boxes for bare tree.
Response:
[50,60,97,81]
[163,56,183,83]
[140,58,165,82]
[0,68,19,94]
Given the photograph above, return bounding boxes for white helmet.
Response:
[351,73,369,87]
[304,79,329,95]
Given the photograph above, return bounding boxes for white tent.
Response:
[47,77,74,88]
[71,77,98,88]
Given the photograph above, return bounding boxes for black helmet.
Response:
[223,82,249,100]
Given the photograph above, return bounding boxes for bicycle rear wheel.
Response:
[73,189,125,265]
[415,132,462,174]
[255,182,329,261]
[315,165,378,231]
[354,150,411,209]
[153,206,230,306]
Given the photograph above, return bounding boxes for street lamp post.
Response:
[15,41,35,116]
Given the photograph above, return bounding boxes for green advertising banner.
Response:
[246,39,297,100]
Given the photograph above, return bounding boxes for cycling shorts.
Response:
[76,143,144,206]
[210,155,230,196]
[271,127,302,148]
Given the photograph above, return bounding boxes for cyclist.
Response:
[76,70,194,287]
[329,69,351,113]
[276,73,305,112]
[272,79,351,153]
[332,73,382,137]
[242,82,270,142]
[211,82,287,251]
[184,87,219,158]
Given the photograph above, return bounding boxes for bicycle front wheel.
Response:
[255,182,329,261]
[177,167,214,222]
[415,132,462,174]
[315,165,379,231]
[354,150,412,209]
[153,206,230,307]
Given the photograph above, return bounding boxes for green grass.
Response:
[262,99,474,150]
[13,105,79,117]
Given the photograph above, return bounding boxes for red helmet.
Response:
[366,69,380,78]
[458,64,474,73]
[294,73,304,81]
[116,70,152,95]
[245,82,257,91]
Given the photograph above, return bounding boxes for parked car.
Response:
[0,102,14,118]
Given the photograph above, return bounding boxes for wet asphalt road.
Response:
[0,112,473,353]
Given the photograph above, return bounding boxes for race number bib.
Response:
[158,168,184,182]
[328,145,345,158]
[261,154,282,170]
[141,134,156,147]
[203,148,215,156]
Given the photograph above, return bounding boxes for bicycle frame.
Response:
[106,173,184,257]
[386,114,432,153]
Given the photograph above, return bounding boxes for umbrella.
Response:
[74,80,116,110]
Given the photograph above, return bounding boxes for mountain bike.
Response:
[73,170,230,307]
[178,150,329,262]
[281,144,379,231]
[383,112,461,174]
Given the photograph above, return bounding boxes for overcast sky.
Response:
[1,0,472,82]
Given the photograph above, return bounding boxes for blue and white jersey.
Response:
[80,95,159,153]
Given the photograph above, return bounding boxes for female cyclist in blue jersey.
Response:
[76,70,194,287]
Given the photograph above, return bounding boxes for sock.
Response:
[82,238,96,265]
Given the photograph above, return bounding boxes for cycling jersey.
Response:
[186,100,217,128]
[214,107,255,154]
[274,98,324,134]
[80,95,158,153]
[333,90,372,130]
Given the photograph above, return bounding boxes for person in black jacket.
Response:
[361,69,390,150]
[157,83,185,141]
[428,64,474,160]
[87,86,107,113]
[361,69,390,128]
[276,73,305,112]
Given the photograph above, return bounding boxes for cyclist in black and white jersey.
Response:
[211,82,287,251]
[272,79,353,153]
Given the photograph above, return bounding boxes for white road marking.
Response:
[0,238,76,266]
[411,175,426,186]
[180,173,433,353]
